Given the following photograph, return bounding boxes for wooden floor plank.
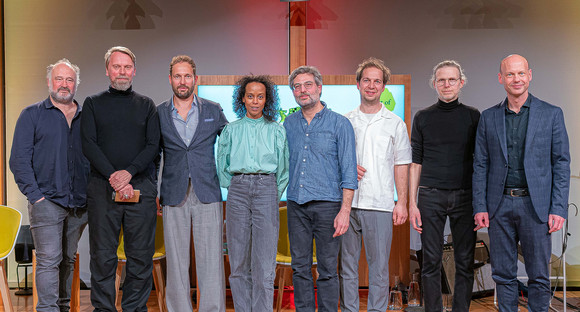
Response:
[1,288,577,311]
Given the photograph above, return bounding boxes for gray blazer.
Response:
[158,97,228,206]
[473,93,570,222]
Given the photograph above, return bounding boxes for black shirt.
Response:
[80,86,160,181]
[10,97,89,207]
[411,99,480,189]
[504,97,530,188]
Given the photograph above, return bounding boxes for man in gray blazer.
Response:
[158,55,228,312]
[473,54,570,311]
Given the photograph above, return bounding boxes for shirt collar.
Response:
[108,85,133,95]
[43,97,55,108]
[355,103,391,119]
[300,101,328,120]
[504,95,531,113]
[243,115,265,123]
[170,94,198,112]
[44,96,82,113]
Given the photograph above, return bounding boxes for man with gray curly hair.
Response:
[408,60,480,312]
[10,58,89,312]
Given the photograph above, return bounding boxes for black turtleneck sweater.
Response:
[81,86,160,181]
[411,99,480,189]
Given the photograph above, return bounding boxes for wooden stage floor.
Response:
[1,288,578,311]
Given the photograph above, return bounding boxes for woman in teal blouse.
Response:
[217,75,289,311]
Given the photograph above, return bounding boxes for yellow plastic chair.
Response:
[0,205,23,312]
[115,215,166,312]
[275,206,317,312]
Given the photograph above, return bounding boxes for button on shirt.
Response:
[283,102,358,204]
[171,96,199,146]
[9,97,90,207]
[216,116,290,198]
[505,98,530,188]
[345,105,412,211]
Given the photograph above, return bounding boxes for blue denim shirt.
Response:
[283,102,358,204]
[10,97,90,207]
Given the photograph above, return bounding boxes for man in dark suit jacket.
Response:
[473,54,570,311]
[158,55,228,312]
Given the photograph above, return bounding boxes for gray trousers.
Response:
[339,208,393,312]
[28,199,87,312]
[163,183,226,312]
[226,174,279,312]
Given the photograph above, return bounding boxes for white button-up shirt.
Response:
[345,105,412,212]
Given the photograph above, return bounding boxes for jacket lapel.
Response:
[524,94,539,157]
[164,98,188,149]
[495,101,508,161]
[189,97,205,147]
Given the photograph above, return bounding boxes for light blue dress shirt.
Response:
[171,96,199,146]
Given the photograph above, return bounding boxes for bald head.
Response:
[498,54,532,100]
[500,54,529,74]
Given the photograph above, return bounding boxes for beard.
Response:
[49,87,74,104]
[295,92,320,110]
[172,84,194,99]
[111,76,132,91]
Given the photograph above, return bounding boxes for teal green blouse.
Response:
[217,116,289,199]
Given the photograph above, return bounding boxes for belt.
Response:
[234,173,270,176]
[503,188,529,197]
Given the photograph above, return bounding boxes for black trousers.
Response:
[418,187,476,312]
[87,176,157,312]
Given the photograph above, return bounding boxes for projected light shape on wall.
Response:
[105,0,162,30]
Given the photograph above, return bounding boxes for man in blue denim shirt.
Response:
[283,65,358,312]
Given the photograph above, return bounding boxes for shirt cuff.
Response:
[340,182,358,190]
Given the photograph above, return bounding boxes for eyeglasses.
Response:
[436,78,461,86]
[292,81,316,91]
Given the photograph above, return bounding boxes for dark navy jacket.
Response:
[473,94,570,221]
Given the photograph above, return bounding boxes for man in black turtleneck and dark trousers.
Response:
[81,46,160,312]
[408,60,480,312]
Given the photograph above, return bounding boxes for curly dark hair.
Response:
[233,75,281,122]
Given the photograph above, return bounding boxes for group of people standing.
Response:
[9,45,569,312]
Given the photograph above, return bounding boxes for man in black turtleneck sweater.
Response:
[408,61,480,312]
[81,46,160,312]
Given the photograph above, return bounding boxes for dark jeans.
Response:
[489,195,551,312]
[419,187,475,312]
[87,176,157,312]
[287,200,341,312]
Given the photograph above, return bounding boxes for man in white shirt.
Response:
[340,57,411,312]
